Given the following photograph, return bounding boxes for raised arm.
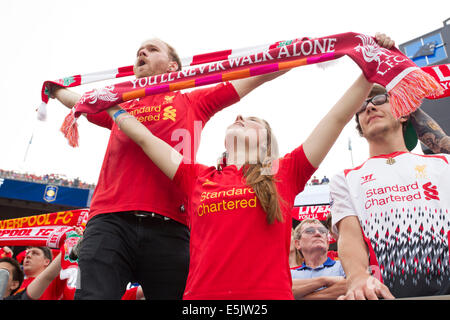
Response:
[50,85,81,110]
[26,253,62,300]
[409,108,450,154]
[106,106,183,180]
[302,33,394,168]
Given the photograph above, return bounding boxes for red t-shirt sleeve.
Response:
[35,277,68,300]
[173,160,208,198]
[121,287,138,300]
[86,111,113,129]
[277,144,317,196]
[185,82,240,123]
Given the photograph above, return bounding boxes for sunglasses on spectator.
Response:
[357,93,389,115]
[301,226,328,236]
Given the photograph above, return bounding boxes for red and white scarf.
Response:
[38,32,446,147]
[0,209,88,249]
[37,37,292,120]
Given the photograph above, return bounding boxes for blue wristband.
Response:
[113,109,127,121]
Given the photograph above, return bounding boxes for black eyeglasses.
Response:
[301,227,328,236]
[357,93,389,115]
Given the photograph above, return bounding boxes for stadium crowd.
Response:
[0,169,96,190]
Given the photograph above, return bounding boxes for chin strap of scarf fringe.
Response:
[42,32,445,147]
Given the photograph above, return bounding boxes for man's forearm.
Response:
[52,86,81,109]
[337,217,370,282]
[292,277,328,299]
[301,280,347,300]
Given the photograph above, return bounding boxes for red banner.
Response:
[0,209,88,249]
[292,205,330,221]
[422,64,450,99]
[0,209,88,230]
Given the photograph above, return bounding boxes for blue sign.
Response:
[0,178,91,208]
[402,32,447,67]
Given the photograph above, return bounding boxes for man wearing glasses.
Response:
[330,84,450,299]
[290,219,347,299]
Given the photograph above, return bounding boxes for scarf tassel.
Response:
[388,68,444,119]
[37,102,47,121]
[60,109,79,147]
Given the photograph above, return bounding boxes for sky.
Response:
[0,0,449,184]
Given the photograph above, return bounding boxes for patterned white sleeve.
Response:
[329,171,358,237]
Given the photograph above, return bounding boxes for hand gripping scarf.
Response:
[38,32,446,147]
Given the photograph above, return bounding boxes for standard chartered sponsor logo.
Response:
[198,187,257,217]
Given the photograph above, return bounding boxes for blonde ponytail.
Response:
[243,117,284,224]
[243,162,284,224]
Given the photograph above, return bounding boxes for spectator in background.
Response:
[20,252,145,300]
[0,257,24,299]
[324,213,338,255]
[15,252,65,300]
[311,176,320,185]
[4,228,140,300]
[13,246,68,300]
[291,219,347,299]
[321,176,329,184]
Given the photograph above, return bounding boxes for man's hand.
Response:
[0,246,13,258]
[375,33,395,49]
[338,274,394,300]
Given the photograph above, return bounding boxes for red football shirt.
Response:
[173,145,316,299]
[86,83,240,225]
[16,277,67,300]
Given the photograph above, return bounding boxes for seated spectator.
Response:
[0,257,24,299]
[321,176,329,184]
[311,176,320,185]
[291,218,347,299]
